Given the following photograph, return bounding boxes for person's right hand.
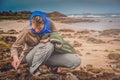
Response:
[11,56,20,70]
[40,37,50,43]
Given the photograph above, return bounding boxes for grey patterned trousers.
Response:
[26,42,81,74]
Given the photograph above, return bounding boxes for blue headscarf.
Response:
[30,11,52,36]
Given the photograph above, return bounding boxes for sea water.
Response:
[67,13,120,31]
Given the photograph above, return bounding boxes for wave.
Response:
[67,14,120,18]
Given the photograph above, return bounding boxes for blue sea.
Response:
[67,13,120,31]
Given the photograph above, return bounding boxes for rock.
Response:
[108,53,120,60]
[47,11,67,17]
[66,72,79,80]
[39,65,51,74]
[0,30,5,34]
[107,39,120,44]
[76,30,90,34]
[59,29,75,32]
[87,37,105,44]
[0,41,10,52]
[100,29,120,37]
[61,33,73,38]
[0,34,3,41]
[90,68,102,74]
[96,69,120,80]
[76,50,82,55]
[104,49,109,52]
[116,49,120,51]
[5,36,17,42]
[113,68,120,73]
[0,35,16,50]
[6,29,18,34]
[86,52,91,55]
[73,41,82,47]
[85,64,93,71]
[52,17,95,23]
[72,70,94,80]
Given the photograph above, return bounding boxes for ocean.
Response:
[67,13,120,31]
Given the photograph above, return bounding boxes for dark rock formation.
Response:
[47,11,67,17]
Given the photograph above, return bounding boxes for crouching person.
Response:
[11,11,81,76]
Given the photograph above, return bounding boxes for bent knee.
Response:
[64,54,81,69]
[72,55,81,69]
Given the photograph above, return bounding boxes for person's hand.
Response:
[11,55,20,70]
[40,37,50,43]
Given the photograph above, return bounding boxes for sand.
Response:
[0,20,120,71]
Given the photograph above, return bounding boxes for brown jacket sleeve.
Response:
[50,21,58,32]
[11,30,27,57]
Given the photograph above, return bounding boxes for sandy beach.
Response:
[0,19,120,79]
[0,20,120,68]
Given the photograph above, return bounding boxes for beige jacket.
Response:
[11,21,57,57]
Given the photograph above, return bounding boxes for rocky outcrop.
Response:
[47,11,67,17]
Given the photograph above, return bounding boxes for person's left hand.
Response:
[40,37,50,43]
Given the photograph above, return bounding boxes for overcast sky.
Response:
[0,0,120,14]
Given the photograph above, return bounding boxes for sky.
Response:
[0,0,120,14]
